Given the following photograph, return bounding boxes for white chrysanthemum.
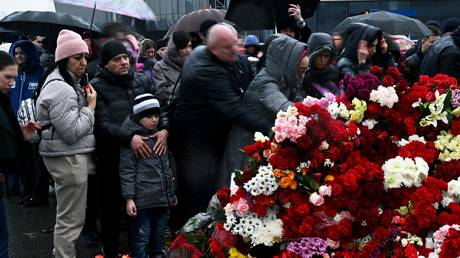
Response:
[382,156,428,190]
[369,85,399,108]
[398,135,427,147]
[243,165,279,196]
[362,119,378,129]
[251,218,283,246]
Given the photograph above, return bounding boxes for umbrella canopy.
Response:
[0,0,55,20]
[164,9,227,39]
[54,0,156,21]
[0,11,101,50]
[334,11,432,39]
[225,0,319,31]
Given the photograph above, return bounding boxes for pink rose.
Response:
[309,192,325,206]
[319,185,332,197]
[391,216,401,225]
[233,199,249,215]
[263,149,271,158]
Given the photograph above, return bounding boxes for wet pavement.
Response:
[5,196,102,258]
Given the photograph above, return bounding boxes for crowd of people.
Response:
[1,4,460,258]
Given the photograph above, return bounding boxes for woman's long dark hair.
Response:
[38,58,74,89]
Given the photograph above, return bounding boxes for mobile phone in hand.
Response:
[80,73,89,86]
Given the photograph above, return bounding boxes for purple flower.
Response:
[452,89,460,108]
[342,73,380,101]
[287,237,327,258]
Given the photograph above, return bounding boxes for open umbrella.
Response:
[334,11,432,39]
[0,11,101,50]
[164,9,227,38]
[225,0,320,31]
[54,0,156,21]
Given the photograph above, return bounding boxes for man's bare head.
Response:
[207,23,239,63]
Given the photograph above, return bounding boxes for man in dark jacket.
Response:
[91,40,169,258]
[171,23,271,229]
[419,26,460,81]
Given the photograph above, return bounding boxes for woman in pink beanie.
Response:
[35,29,97,258]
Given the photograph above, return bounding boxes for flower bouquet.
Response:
[170,68,460,258]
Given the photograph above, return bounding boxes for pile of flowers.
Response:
[170,68,460,257]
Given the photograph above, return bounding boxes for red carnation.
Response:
[383,75,395,86]
[451,120,460,136]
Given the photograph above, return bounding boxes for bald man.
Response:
[170,24,271,229]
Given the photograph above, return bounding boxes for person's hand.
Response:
[126,199,137,217]
[288,4,303,22]
[130,135,151,159]
[151,129,169,155]
[357,40,369,64]
[84,84,97,110]
[21,121,41,141]
[380,38,388,54]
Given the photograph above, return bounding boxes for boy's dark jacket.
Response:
[119,116,176,209]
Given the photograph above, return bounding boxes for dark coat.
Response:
[419,31,460,81]
[170,46,269,227]
[0,92,22,160]
[119,116,176,209]
[337,23,382,77]
[91,67,166,172]
[173,46,270,149]
[303,33,341,98]
[8,40,44,114]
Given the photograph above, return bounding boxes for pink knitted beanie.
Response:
[55,29,89,62]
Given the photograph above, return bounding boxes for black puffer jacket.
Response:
[419,28,460,81]
[119,116,176,209]
[91,67,167,166]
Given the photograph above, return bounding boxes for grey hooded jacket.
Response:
[119,116,176,209]
[35,69,95,157]
[219,35,307,187]
[242,34,307,121]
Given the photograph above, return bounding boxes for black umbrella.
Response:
[334,11,432,39]
[164,9,227,38]
[0,11,101,50]
[225,0,319,31]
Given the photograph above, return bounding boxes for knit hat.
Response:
[100,39,129,66]
[132,93,160,120]
[55,29,89,62]
[244,35,261,47]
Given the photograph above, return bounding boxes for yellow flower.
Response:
[452,107,460,117]
[228,247,248,258]
[325,175,335,182]
[279,171,298,190]
[349,98,367,123]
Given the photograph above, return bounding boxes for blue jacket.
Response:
[8,40,44,115]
